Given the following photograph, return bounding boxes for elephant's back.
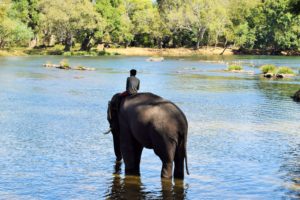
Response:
[124,92,188,137]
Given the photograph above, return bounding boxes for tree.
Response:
[164,0,223,49]
[96,0,133,47]
[0,0,33,48]
[10,0,40,47]
[247,0,300,52]
[125,0,163,47]
[39,0,104,51]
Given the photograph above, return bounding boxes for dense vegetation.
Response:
[0,0,299,54]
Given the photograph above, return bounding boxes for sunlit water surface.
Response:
[0,55,300,199]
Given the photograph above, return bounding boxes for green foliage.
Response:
[228,65,243,71]
[0,18,33,47]
[260,64,277,74]
[60,59,70,68]
[277,66,295,74]
[0,0,300,53]
[248,0,300,51]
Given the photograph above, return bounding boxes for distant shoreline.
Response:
[0,47,299,57]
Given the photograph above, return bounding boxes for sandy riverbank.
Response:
[0,47,234,57]
[104,47,234,57]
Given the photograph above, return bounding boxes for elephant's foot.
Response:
[161,163,173,179]
[174,167,184,179]
[173,172,184,180]
[125,168,140,176]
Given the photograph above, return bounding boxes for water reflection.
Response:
[105,161,187,199]
[280,144,300,199]
[256,79,300,100]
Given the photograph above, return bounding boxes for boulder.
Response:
[146,57,164,62]
[292,89,300,102]
[263,73,273,78]
[74,66,96,71]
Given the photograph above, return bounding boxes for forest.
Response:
[0,0,300,54]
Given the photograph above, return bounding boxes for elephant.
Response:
[106,92,189,179]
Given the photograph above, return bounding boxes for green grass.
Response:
[260,64,277,74]
[277,66,295,74]
[60,59,70,68]
[227,65,243,71]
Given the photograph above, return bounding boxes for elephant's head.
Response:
[107,93,122,161]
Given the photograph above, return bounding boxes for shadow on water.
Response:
[105,161,187,199]
[280,145,300,198]
[256,79,300,100]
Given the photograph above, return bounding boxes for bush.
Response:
[260,64,277,74]
[277,66,295,74]
[60,59,70,68]
[63,52,72,56]
[228,65,243,71]
[98,51,111,56]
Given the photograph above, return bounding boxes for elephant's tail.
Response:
[184,131,190,175]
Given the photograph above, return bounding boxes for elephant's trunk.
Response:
[112,132,122,161]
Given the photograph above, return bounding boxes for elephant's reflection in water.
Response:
[105,161,187,199]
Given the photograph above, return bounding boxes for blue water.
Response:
[0,55,300,199]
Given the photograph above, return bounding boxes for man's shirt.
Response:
[126,76,140,95]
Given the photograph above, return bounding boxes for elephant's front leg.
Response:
[120,129,143,175]
[161,162,173,179]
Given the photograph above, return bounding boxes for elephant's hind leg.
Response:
[174,143,184,179]
[154,140,176,179]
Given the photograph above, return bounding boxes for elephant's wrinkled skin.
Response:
[107,93,189,179]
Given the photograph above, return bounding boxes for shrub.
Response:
[98,51,111,56]
[60,59,70,68]
[260,64,277,74]
[228,65,243,71]
[63,52,72,56]
[277,66,295,74]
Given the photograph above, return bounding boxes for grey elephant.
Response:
[106,92,189,179]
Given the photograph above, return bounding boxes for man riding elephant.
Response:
[121,69,140,97]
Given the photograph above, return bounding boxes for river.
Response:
[0,55,300,199]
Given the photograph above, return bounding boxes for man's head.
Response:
[130,69,137,76]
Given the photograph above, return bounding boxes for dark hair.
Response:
[130,69,137,76]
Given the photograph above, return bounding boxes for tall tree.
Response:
[39,0,104,51]
[0,0,33,48]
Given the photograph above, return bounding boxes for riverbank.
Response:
[0,46,234,57]
[104,47,234,56]
[0,46,299,57]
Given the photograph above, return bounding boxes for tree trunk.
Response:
[64,33,73,51]
[215,33,219,48]
[125,41,129,48]
[80,35,92,51]
[157,37,163,49]
[195,27,206,50]
[29,35,38,48]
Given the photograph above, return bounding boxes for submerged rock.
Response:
[263,73,295,79]
[43,63,95,71]
[146,57,164,62]
[56,65,71,70]
[292,89,300,102]
[43,63,60,68]
[263,73,274,78]
[73,66,96,71]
